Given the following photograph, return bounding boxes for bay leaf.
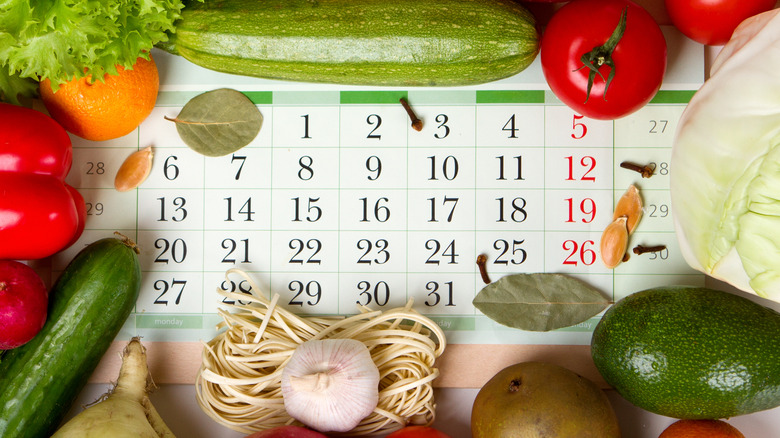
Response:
[167,88,263,157]
[472,273,611,332]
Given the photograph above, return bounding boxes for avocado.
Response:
[591,286,780,419]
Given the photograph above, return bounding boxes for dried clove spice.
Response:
[476,254,491,284]
[633,244,667,255]
[620,161,655,178]
[399,97,423,132]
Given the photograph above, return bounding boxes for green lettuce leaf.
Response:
[0,0,186,103]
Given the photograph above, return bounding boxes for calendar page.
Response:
[56,27,705,347]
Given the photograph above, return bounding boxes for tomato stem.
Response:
[575,6,628,103]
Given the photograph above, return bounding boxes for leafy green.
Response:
[0,0,188,103]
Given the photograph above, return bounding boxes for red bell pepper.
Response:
[0,103,86,260]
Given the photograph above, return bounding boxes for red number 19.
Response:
[565,198,597,223]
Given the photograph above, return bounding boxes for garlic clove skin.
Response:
[281,339,380,433]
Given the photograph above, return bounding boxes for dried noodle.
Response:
[195,268,447,436]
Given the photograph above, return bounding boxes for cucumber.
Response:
[160,0,539,86]
[0,235,141,437]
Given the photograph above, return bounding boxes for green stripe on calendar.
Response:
[136,314,203,329]
[476,90,545,104]
[243,91,273,104]
[155,91,203,106]
[649,90,697,104]
[428,316,476,331]
[557,317,600,332]
[155,91,272,105]
[274,90,339,105]
[340,90,409,104]
[544,90,563,104]
[203,314,224,330]
[407,90,476,105]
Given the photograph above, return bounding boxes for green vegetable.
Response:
[473,273,611,331]
[591,285,780,419]
[670,9,780,301]
[166,88,263,157]
[0,235,142,437]
[158,0,539,86]
[0,0,187,103]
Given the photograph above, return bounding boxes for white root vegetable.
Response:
[51,337,176,438]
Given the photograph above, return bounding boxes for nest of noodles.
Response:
[195,269,447,436]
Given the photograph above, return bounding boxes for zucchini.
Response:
[160,0,539,86]
[0,235,141,437]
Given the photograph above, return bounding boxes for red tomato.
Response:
[665,0,776,46]
[385,426,452,438]
[540,0,667,120]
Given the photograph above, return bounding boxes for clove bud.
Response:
[476,254,491,284]
[633,244,667,255]
[620,161,655,178]
[400,97,423,132]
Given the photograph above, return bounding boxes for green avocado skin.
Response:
[591,286,780,419]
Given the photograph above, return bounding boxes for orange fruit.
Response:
[659,419,745,438]
[39,55,159,141]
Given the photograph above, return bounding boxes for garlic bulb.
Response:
[281,339,380,433]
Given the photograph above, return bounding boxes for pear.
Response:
[471,362,620,438]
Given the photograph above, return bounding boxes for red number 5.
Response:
[571,114,587,139]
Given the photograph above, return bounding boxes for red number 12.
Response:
[565,155,597,182]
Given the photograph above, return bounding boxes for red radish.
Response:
[0,260,48,349]
[244,426,328,438]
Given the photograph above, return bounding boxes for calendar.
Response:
[55,28,705,347]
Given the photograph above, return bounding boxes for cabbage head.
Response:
[671,9,780,302]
